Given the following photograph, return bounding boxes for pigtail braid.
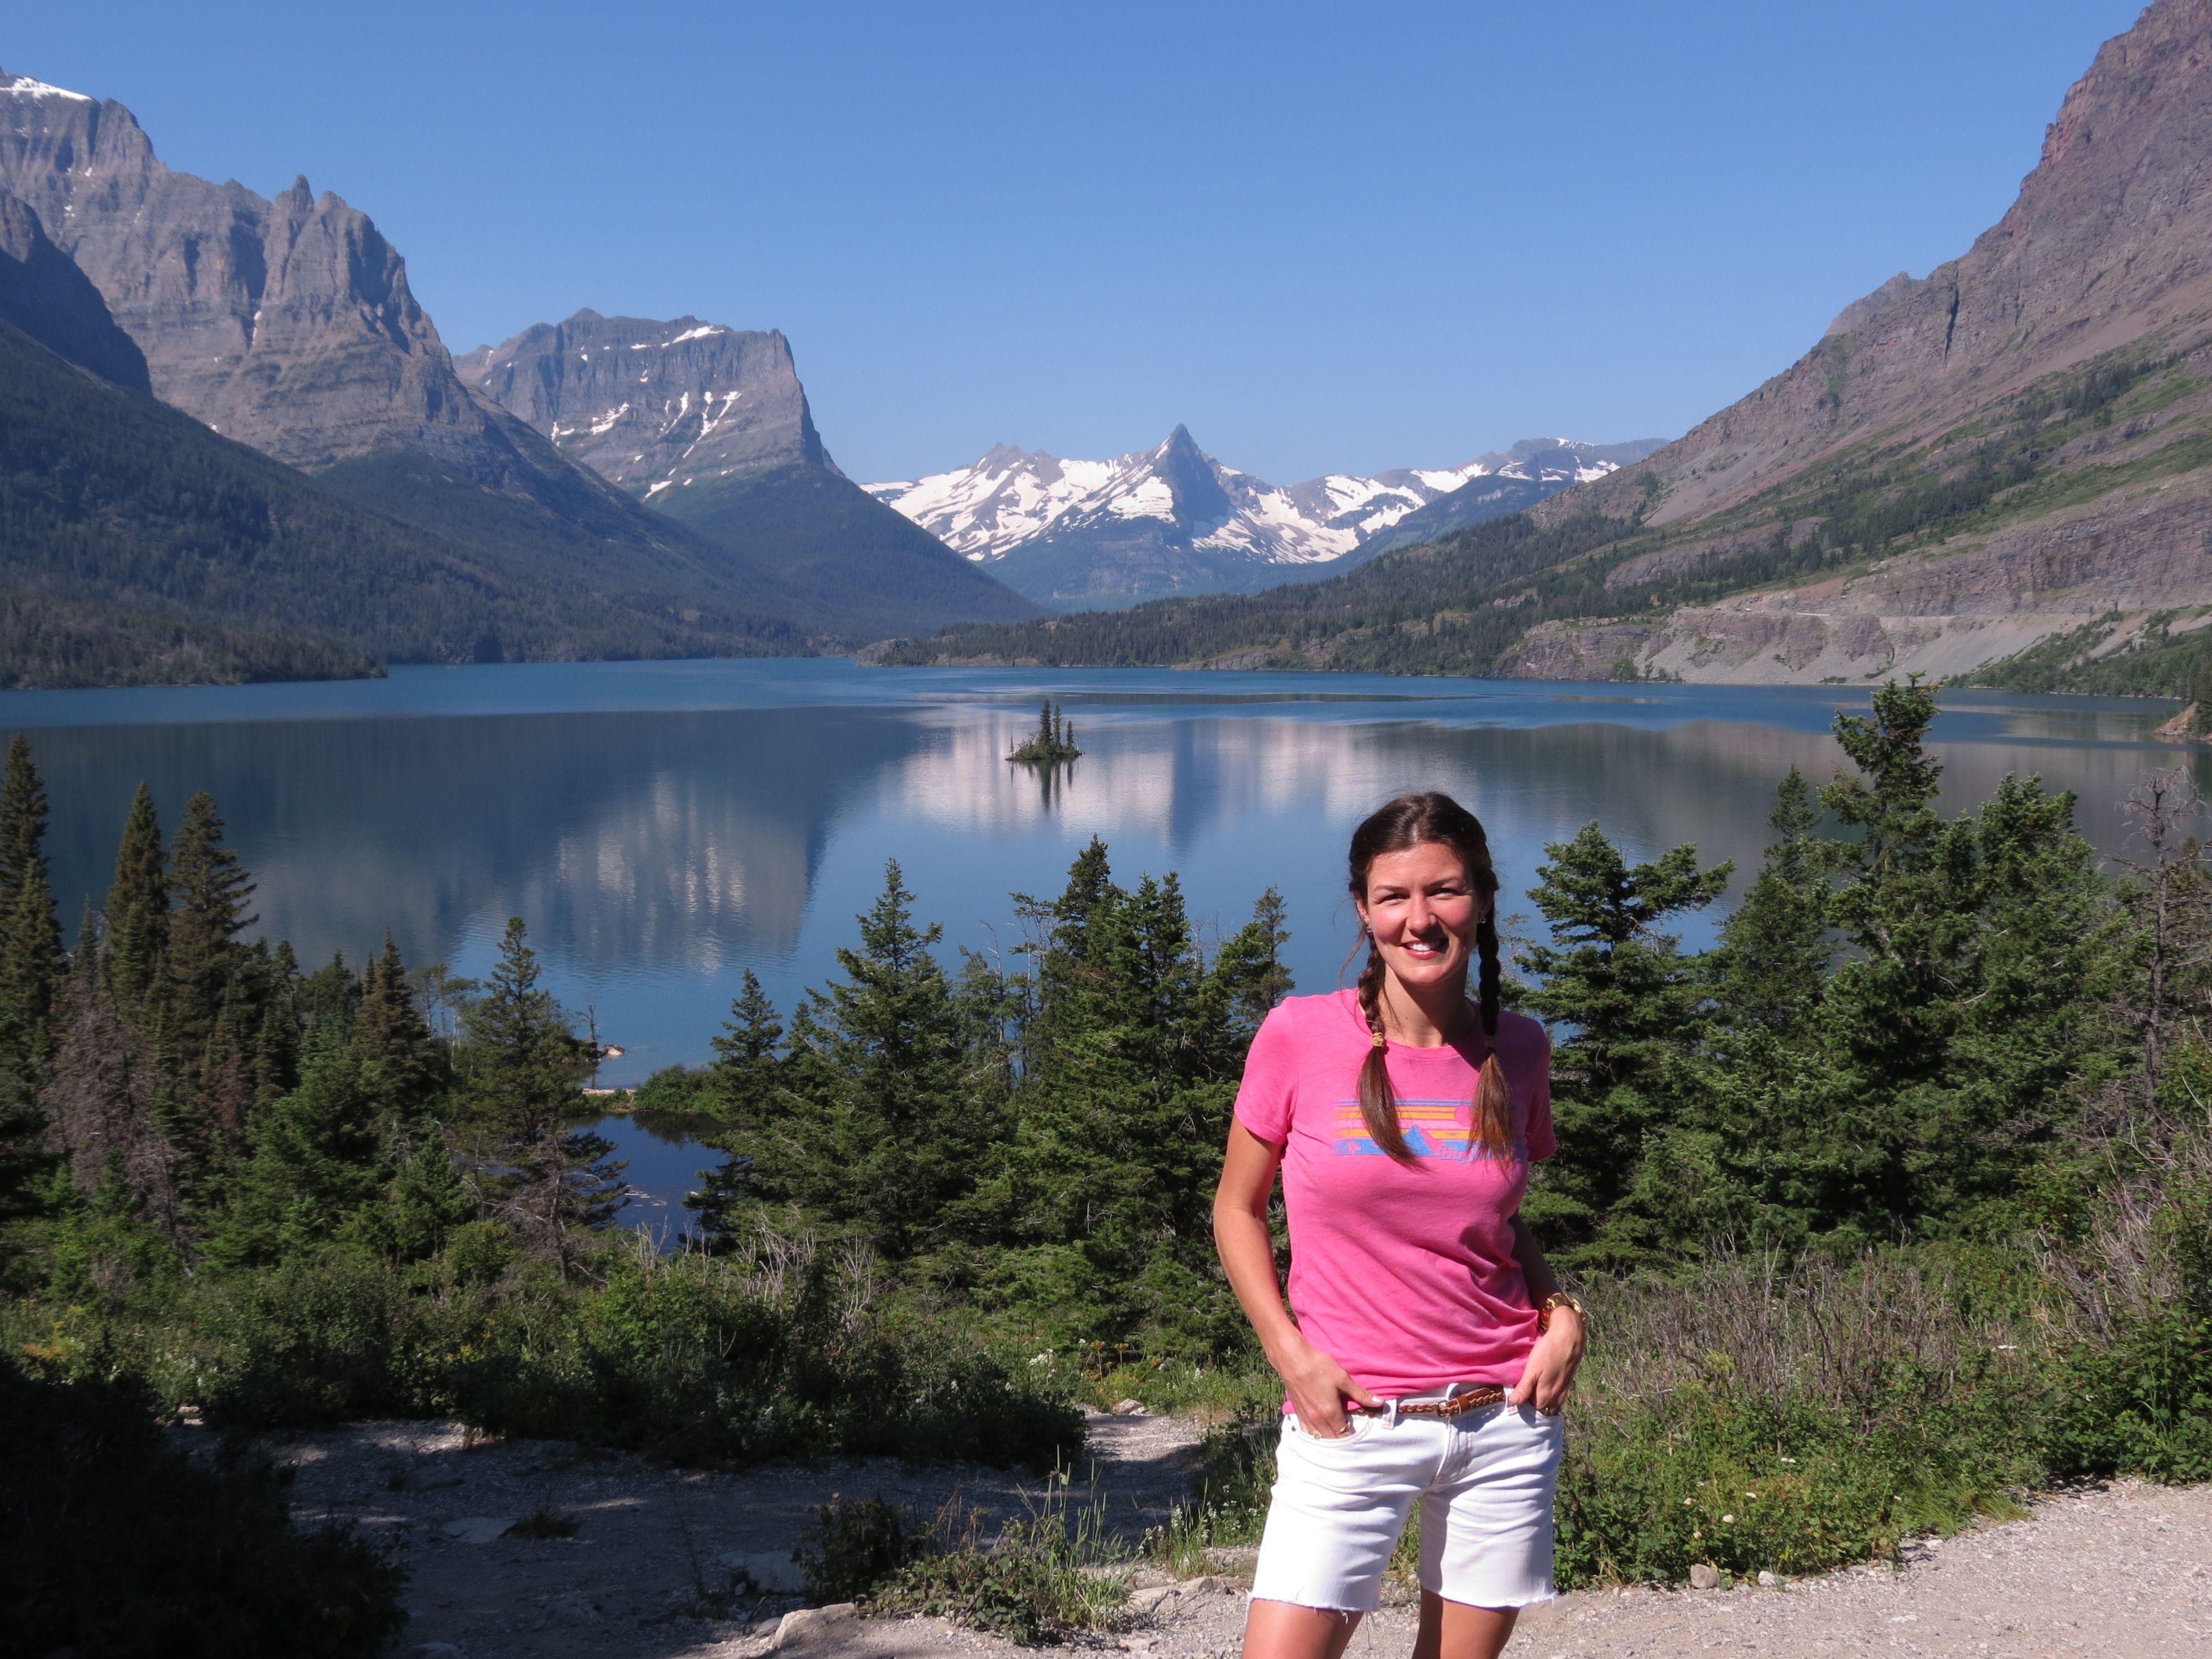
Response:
[1472,915,1513,1156]
[1355,940,1416,1164]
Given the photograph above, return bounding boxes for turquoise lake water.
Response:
[2,658,2190,1224]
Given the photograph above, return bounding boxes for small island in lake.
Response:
[1008,698,1083,765]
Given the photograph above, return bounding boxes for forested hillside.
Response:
[0,319,808,683]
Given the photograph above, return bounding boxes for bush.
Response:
[873,1499,1130,1646]
[0,1362,408,1657]
[797,1494,933,1602]
[14,1230,1084,1472]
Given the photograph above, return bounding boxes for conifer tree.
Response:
[202,1047,387,1270]
[165,791,257,1066]
[759,863,983,1258]
[0,737,65,1079]
[1519,822,1730,1269]
[104,784,168,1014]
[459,918,620,1271]
[708,969,784,1128]
[356,935,444,1115]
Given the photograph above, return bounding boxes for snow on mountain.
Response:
[867,431,1658,581]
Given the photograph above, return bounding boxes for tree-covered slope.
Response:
[653,463,1047,640]
[0,319,807,684]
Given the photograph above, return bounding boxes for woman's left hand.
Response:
[1507,1307,1583,1415]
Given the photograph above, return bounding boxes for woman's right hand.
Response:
[1269,1331,1381,1438]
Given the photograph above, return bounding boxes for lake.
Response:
[2,659,2193,1225]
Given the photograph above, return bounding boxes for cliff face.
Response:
[455,311,829,495]
[0,189,146,388]
[1568,0,2212,533]
[1498,1,2212,688]
[0,70,647,521]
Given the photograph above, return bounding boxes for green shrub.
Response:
[797,1494,932,1602]
[874,1500,1130,1646]
[15,1233,1084,1472]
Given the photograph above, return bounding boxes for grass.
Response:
[797,1476,1134,1646]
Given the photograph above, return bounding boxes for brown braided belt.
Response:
[1349,1385,1509,1418]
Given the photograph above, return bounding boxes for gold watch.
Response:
[1537,1292,1587,1335]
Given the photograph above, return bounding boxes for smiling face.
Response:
[1354,840,1486,999]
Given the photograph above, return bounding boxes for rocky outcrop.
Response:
[0,69,645,521]
[1507,469,2212,683]
[455,311,829,497]
[0,189,146,388]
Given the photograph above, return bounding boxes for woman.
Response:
[1214,792,1584,1659]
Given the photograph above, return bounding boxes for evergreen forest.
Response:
[2,681,2209,1649]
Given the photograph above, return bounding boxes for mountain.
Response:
[455,312,828,492]
[886,0,2212,692]
[866,430,1661,609]
[0,189,147,390]
[0,70,830,658]
[0,306,807,686]
[459,309,1045,636]
[1350,439,1667,558]
[1475,0,2212,688]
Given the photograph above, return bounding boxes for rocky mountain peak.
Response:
[456,309,831,498]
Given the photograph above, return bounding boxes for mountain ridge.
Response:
[867,430,1662,608]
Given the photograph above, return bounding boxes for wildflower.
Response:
[1721,1514,1735,1524]
[1682,1498,1694,1506]
[1745,1491,1758,1499]
[1778,1456,1797,1464]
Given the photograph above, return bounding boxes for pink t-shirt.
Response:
[1233,988,1555,1397]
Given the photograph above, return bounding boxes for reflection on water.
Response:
[2,660,2196,1088]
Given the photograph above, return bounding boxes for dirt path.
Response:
[270,1409,1204,1659]
[264,1415,2210,1659]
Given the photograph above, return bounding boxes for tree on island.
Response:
[1008,698,1082,765]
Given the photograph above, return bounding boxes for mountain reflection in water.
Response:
[2,660,2193,1089]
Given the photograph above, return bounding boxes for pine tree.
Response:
[458,919,619,1271]
[1709,768,1831,1037]
[1519,821,1731,1269]
[708,969,784,1128]
[757,862,983,1258]
[201,1046,387,1270]
[165,791,257,1067]
[104,784,168,1014]
[356,935,444,1116]
[0,737,64,1076]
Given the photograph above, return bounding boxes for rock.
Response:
[415,1646,463,1656]
[455,311,825,495]
[2156,705,2198,741]
[1185,1574,1227,1594]
[721,1550,807,1593]
[1757,1570,1778,1587]
[1112,1399,1147,1416]
[771,1603,857,1648]
[1689,1562,1724,1590]
[445,1516,519,1545]
[1128,1585,1178,1616]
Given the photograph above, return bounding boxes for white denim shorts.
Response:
[1250,1390,1564,1613]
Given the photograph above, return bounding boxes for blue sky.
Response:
[9,1,2147,483]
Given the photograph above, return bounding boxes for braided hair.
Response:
[1348,792,1512,1166]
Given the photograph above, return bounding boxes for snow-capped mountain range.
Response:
[866,429,1667,608]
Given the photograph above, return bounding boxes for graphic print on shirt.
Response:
[1330,1098,1523,1160]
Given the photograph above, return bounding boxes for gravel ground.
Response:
[260,1415,2210,1659]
